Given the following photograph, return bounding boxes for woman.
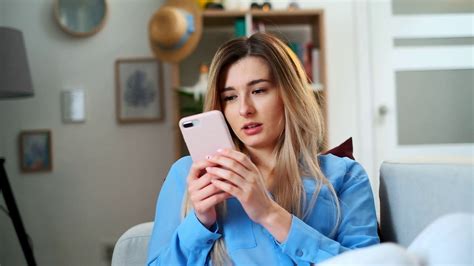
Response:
[147,33,379,265]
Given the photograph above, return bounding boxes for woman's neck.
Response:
[245,146,276,187]
[246,146,273,167]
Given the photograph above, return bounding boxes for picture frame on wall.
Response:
[19,130,52,173]
[115,58,164,123]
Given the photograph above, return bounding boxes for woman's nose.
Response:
[239,96,255,117]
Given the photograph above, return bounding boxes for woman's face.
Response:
[220,56,285,151]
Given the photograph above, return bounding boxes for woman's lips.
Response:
[242,123,263,136]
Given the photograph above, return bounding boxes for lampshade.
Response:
[0,27,34,98]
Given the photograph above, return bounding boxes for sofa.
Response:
[111,161,474,265]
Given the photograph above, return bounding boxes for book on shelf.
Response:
[303,42,313,83]
[234,18,246,37]
[311,48,321,86]
[235,19,266,37]
[288,41,321,88]
[253,21,266,34]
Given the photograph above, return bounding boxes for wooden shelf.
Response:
[203,9,323,17]
[203,10,245,26]
[251,9,322,24]
[203,9,323,26]
[203,10,246,17]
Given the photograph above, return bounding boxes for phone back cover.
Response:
[179,111,235,162]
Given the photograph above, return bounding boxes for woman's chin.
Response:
[241,137,272,150]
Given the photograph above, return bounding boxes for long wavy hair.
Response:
[181,33,340,265]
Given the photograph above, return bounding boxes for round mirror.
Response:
[54,0,108,37]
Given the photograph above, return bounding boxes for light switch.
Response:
[61,88,85,123]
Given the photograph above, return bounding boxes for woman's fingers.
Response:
[206,153,250,177]
[217,149,256,171]
[211,178,240,198]
[187,160,217,182]
[190,179,228,202]
[206,166,245,189]
[194,191,231,214]
[188,173,212,192]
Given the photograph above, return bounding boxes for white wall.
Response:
[0,0,175,265]
[0,0,371,265]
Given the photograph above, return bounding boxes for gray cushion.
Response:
[319,213,473,266]
[379,161,474,246]
[319,242,420,265]
[408,213,473,265]
[112,222,154,266]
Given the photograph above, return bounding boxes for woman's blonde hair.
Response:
[181,33,340,265]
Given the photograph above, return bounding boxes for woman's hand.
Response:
[206,149,292,242]
[206,149,281,224]
[187,160,231,228]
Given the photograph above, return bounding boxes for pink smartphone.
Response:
[179,110,235,162]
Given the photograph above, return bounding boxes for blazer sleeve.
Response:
[278,160,380,265]
[147,158,222,266]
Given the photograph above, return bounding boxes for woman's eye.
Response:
[222,95,237,102]
[252,88,266,94]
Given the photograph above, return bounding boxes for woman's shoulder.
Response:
[172,155,193,169]
[166,155,193,184]
[318,153,356,175]
[318,153,369,189]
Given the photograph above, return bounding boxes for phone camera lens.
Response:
[183,121,194,128]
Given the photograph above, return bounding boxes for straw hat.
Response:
[148,0,202,63]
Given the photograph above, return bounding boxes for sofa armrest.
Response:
[112,222,154,266]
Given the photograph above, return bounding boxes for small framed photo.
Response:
[115,58,164,123]
[19,130,52,173]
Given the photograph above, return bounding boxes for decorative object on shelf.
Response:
[149,0,203,63]
[288,0,299,10]
[261,2,272,11]
[250,1,272,11]
[179,63,209,101]
[19,130,52,173]
[0,26,37,266]
[115,58,164,123]
[54,0,108,37]
[205,0,224,10]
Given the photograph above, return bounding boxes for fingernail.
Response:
[217,149,223,153]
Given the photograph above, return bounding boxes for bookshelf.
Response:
[174,9,327,159]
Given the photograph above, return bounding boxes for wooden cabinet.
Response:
[174,9,327,159]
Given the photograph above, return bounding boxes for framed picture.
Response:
[19,130,52,173]
[115,58,164,123]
